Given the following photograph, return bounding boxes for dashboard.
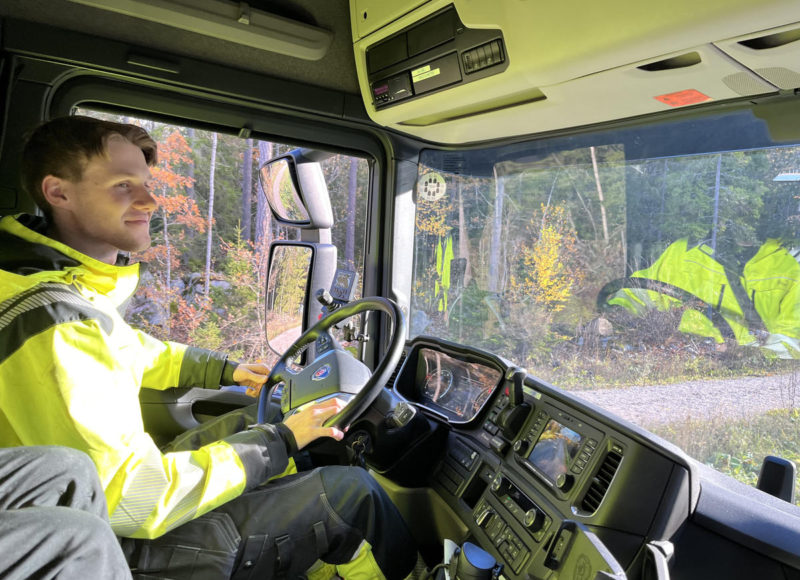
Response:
[390,336,695,579]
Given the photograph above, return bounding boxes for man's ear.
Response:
[41,175,71,209]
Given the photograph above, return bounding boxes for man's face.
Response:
[59,136,157,260]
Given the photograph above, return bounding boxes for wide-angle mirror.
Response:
[265,243,313,355]
[259,156,310,224]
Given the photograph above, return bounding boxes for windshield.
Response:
[410,106,800,499]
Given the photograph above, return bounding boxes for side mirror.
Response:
[265,242,338,357]
[259,156,310,225]
[265,244,313,354]
[259,151,333,230]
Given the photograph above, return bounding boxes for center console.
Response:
[456,398,628,576]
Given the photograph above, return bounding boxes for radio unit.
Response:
[488,473,552,541]
[513,404,605,496]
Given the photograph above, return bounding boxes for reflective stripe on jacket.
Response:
[0,214,290,538]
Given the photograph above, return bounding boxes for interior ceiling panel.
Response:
[0,0,360,95]
[351,0,800,144]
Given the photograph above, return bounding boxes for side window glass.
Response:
[77,109,367,367]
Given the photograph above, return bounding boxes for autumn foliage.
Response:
[510,204,585,312]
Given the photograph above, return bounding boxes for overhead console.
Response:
[350,0,800,144]
[364,6,507,109]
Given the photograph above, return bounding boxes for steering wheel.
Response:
[257,297,406,429]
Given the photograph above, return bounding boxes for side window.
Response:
[77,109,368,367]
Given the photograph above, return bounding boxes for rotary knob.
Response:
[556,472,574,492]
[523,508,544,531]
[513,439,530,455]
[491,474,505,493]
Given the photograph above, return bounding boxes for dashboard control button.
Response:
[533,516,552,542]
[488,518,505,541]
[494,528,507,547]
[490,436,508,454]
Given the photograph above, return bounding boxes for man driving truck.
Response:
[0,115,418,579]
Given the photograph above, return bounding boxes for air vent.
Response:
[637,52,701,72]
[387,350,408,389]
[580,448,623,513]
[738,28,800,50]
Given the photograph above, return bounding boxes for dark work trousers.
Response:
[124,407,418,580]
[0,445,132,579]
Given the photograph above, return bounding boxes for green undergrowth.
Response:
[648,408,800,506]
[536,341,797,390]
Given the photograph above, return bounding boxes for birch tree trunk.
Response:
[457,180,471,286]
[488,167,505,293]
[186,128,197,201]
[161,204,172,334]
[204,132,218,296]
[590,146,609,242]
[256,141,273,250]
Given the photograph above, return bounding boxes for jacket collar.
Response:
[0,214,141,305]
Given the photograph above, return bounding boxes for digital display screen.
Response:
[417,348,502,422]
[527,419,582,483]
[330,269,357,301]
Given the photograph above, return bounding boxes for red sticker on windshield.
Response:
[654,89,712,107]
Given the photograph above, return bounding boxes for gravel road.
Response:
[573,373,799,428]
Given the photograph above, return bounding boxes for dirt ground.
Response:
[572,372,799,429]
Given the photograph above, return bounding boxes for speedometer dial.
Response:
[423,368,454,402]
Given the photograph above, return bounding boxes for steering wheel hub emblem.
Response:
[312,364,332,380]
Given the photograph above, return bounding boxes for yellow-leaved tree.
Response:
[511,204,584,312]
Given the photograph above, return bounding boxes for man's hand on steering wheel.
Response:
[233,362,270,397]
[283,397,347,449]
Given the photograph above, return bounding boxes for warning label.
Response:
[654,89,712,107]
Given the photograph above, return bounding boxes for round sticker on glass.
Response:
[417,172,447,202]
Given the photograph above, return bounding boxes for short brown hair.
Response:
[20,115,158,218]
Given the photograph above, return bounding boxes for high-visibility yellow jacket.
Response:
[0,214,292,539]
[606,238,800,358]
